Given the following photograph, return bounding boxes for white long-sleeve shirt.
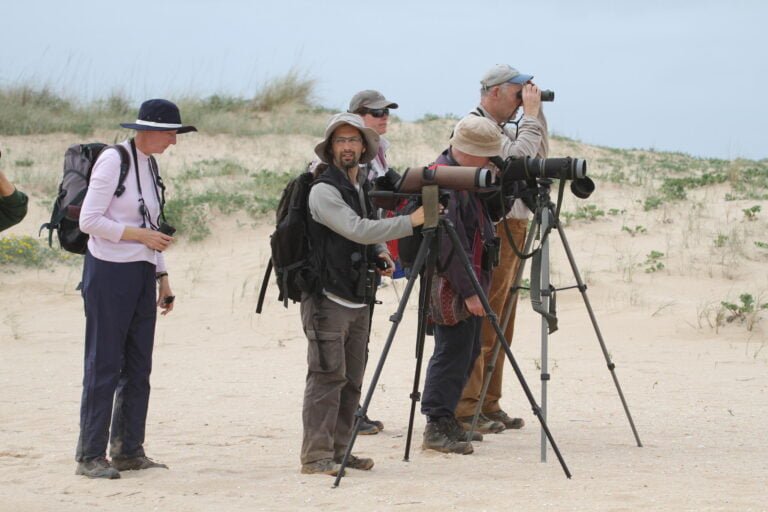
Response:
[79,140,167,272]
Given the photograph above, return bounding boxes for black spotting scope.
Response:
[493,156,594,199]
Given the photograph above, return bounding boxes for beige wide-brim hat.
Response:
[314,112,380,164]
[449,116,503,157]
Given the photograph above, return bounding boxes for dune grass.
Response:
[164,159,300,241]
[0,70,324,138]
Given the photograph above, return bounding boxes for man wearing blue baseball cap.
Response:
[454,64,550,435]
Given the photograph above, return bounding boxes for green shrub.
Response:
[0,235,78,268]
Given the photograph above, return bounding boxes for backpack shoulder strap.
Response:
[111,144,131,197]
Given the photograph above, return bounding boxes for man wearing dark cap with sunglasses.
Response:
[346,90,401,435]
[349,90,398,180]
[75,99,196,479]
[454,64,550,436]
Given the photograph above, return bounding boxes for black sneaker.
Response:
[75,457,120,479]
[111,456,168,471]
[422,417,473,455]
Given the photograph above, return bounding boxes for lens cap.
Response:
[570,177,595,199]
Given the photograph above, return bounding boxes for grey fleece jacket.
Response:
[307,168,413,254]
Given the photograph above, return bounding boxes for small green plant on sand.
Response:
[742,205,761,221]
[643,250,665,273]
[720,293,768,331]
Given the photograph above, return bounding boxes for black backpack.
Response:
[40,143,131,254]
[256,164,325,313]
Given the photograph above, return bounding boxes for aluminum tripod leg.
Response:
[539,206,553,461]
[333,228,437,487]
[554,217,643,447]
[466,223,537,441]
[442,219,572,479]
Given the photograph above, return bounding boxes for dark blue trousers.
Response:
[421,316,482,419]
[76,251,157,462]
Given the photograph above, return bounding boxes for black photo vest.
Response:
[308,165,378,304]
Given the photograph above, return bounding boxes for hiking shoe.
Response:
[358,417,381,435]
[111,456,168,471]
[75,457,120,479]
[484,409,525,430]
[447,417,483,442]
[422,417,473,455]
[334,454,374,470]
[363,414,384,432]
[301,458,343,476]
[456,413,505,434]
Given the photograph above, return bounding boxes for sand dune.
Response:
[1,130,767,511]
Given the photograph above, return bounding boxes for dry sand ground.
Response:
[1,132,767,511]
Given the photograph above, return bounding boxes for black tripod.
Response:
[333,186,572,487]
[465,179,643,462]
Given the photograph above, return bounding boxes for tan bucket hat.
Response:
[314,112,380,164]
[449,116,503,157]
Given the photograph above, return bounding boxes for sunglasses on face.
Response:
[364,108,389,118]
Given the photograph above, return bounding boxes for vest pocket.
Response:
[306,329,343,373]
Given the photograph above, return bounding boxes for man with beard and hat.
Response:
[299,112,424,476]
[75,99,196,479]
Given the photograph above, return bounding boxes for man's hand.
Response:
[464,294,484,316]
[409,206,425,227]
[377,252,395,278]
[522,83,542,119]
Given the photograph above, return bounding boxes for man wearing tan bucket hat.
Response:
[298,112,425,476]
[420,116,504,455]
[455,64,550,436]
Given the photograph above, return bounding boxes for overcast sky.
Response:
[2,0,765,160]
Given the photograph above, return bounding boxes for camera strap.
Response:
[129,138,166,229]
[530,220,559,334]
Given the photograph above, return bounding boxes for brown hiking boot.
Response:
[356,408,384,435]
[75,457,120,479]
[301,458,343,476]
[111,456,168,471]
[456,413,505,434]
[363,414,384,432]
[358,417,381,435]
[448,417,483,442]
[334,454,374,470]
[422,417,473,455]
[484,409,525,429]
